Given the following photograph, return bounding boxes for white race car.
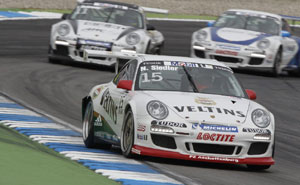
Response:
[48,0,165,67]
[82,51,275,170]
[191,9,299,76]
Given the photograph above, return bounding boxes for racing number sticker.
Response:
[140,72,163,83]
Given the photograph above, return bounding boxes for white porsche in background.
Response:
[191,9,299,76]
[48,0,165,67]
[82,51,275,170]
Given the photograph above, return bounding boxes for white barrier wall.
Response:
[0,0,299,16]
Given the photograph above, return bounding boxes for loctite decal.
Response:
[197,132,235,142]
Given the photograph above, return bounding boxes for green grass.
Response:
[0,124,119,185]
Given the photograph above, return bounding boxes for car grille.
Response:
[186,143,243,155]
[211,55,242,63]
[151,134,177,149]
[54,45,69,56]
[249,57,264,65]
[194,49,205,58]
[248,142,269,155]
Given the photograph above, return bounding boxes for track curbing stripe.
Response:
[0,95,183,185]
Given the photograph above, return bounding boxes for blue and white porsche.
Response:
[191,9,300,76]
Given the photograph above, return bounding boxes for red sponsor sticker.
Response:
[216,50,238,56]
[197,132,235,142]
[137,124,146,132]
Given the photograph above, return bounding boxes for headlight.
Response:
[251,109,271,128]
[57,24,70,36]
[147,100,169,120]
[126,32,140,45]
[195,30,208,41]
[257,39,270,50]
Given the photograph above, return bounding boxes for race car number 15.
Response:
[141,72,163,83]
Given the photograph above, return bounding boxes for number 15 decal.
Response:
[141,72,163,83]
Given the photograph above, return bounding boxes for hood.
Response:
[75,20,135,42]
[144,91,250,124]
[210,27,270,45]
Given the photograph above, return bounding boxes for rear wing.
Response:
[83,49,143,73]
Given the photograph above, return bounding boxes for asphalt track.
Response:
[0,19,300,185]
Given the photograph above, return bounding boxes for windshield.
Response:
[70,5,144,29]
[135,61,246,98]
[214,11,280,35]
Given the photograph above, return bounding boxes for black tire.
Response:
[121,109,135,158]
[48,45,60,64]
[82,101,95,148]
[82,101,111,149]
[247,165,271,171]
[272,50,282,77]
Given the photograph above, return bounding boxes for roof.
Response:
[138,55,229,68]
[226,9,281,20]
[81,0,139,9]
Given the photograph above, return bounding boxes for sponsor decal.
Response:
[137,124,146,132]
[213,65,233,73]
[189,155,239,163]
[117,95,125,114]
[195,97,216,105]
[92,86,105,99]
[132,148,141,155]
[81,28,103,33]
[192,123,198,130]
[197,132,235,142]
[165,61,199,67]
[216,50,238,56]
[94,116,103,126]
[173,106,245,117]
[200,124,238,132]
[137,134,148,140]
[242,128,270,134]
[151,120,187,128]
[100,89,117,124]
[217,44,241,51]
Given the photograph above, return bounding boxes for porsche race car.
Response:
[48,0,165,67]
[82,51,275,170]
[191,9,300,76]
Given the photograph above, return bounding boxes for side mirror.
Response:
[61,13,70,20]
[117,80,133,90]
[246,89,256,100]
[207,21,215,27]
[147,24,156,31]
[281,30,291,37]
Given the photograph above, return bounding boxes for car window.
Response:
[135,61,246,98]
[214,11,280,35]
[113,60,137,85]
[70,5,144,29]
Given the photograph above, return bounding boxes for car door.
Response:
[107,60,137,137]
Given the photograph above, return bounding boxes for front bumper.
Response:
[191,42,275,69]
[51,39,136,66]
[133,119,275,166]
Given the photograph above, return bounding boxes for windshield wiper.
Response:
[182,65,199,93]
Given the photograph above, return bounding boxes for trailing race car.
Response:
[191,9,300,76]
[82,51,275,170]
[48,0,165,67]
